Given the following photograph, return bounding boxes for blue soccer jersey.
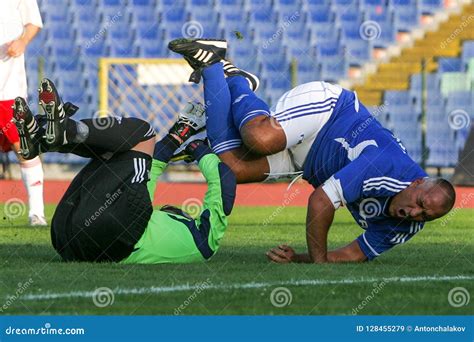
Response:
[303,89,428,260]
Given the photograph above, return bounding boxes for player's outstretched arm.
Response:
[305,187,336,263]
[266,187,367,264]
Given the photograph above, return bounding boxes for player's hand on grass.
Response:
[7,39,27,57]
[266,244,295,263]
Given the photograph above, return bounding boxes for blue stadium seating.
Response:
[27,0,464,165]
[438,57,462,72]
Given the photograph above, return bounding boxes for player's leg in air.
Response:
[168,38,338,183]
[13,78,236,263]
[168,39,286,183]
[2,99,46,226]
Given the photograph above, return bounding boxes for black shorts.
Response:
[51,150,153,262]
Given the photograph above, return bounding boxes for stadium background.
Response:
[0,0,473,316]
[0,0,472,182]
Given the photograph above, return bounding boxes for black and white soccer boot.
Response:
[168,38,227,83]
[11,97,45,160]
[222,60,260,92]
[38,78,68,147]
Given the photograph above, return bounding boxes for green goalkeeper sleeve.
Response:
[121,144,236,264]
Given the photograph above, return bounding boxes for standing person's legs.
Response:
[1,99,45,225]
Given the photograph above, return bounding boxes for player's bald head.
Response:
[389,177,456,221]
[419,178,456,216]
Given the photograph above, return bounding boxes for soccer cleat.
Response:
[11,97,41,160]
[39,78,68,147]
[29,214,48,227]
[168,38,227,83]
[222,60,260,92]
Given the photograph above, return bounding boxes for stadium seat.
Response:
[394,8,419,31]
[419,0,443,14]
[162,8,187,22]
[228,40,258,61]
[440,73,471,96]
[338,12,363,25]
[72,0,98,6]
[274,0,302,18]
[129,6,158,23]
[461,41,474,68]
[384,90,411,106]
[42,5,70,23]
[47,24,75,42]
[254,24,280,43]
[445,91,473,113]
[333,0,360,8]
[306,0,331,6]
[215,0,244,13]
[138,40,168,57]
[467,59,474,84]
[266,77,292,105]
[129,0,155,5]
[310,25,340,44]
[389,0,416,6]
[307,7,334,23]
[437,57,463,72]
[344,39,371,65]
[74,6,101,25]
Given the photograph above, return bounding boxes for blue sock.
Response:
[202,63,242,154]
[226,75,270,131]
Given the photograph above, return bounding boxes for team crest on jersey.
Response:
[359,198,382,220]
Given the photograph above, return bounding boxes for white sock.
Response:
[20,157,45,218]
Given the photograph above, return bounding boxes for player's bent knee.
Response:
[241,117,286,155]
[131,138,155,157]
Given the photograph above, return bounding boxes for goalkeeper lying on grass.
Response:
[12,78,236,263]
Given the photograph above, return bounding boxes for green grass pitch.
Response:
[1,204,472,315]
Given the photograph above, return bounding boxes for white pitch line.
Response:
[18,274,474,301]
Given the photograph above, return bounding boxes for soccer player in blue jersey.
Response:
[168,38,456,263]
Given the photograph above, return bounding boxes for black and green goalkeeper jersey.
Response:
[122,152,236,264]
